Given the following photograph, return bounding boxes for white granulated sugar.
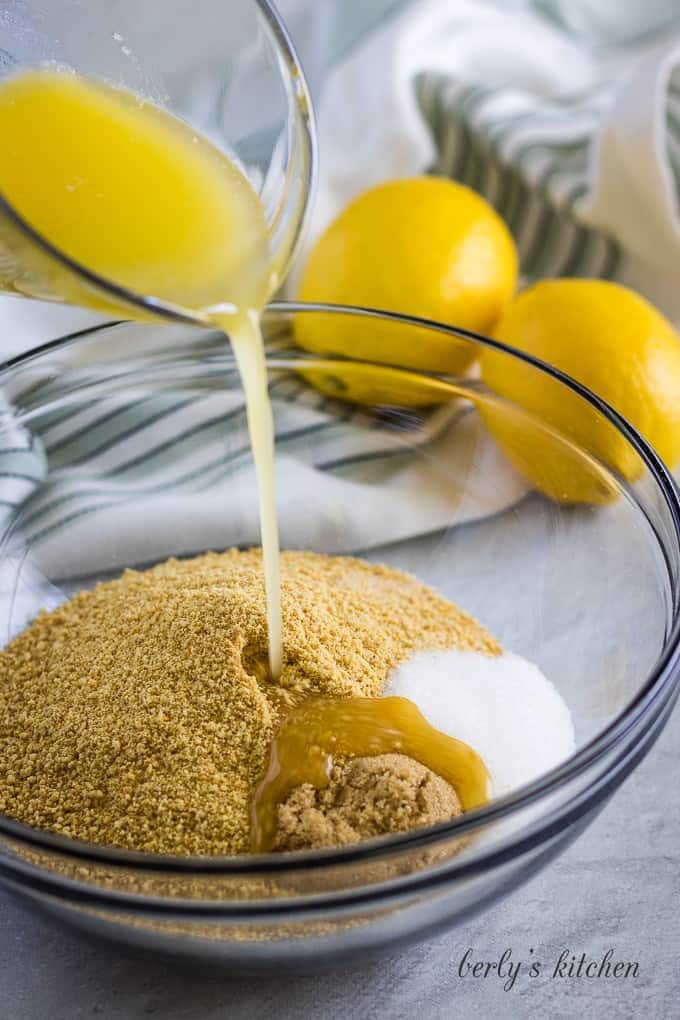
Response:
[384,650,575,797]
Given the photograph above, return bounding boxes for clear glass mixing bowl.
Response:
[0,304,678,970]
[0,0,316,320]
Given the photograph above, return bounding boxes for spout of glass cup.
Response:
[0,0,317,325]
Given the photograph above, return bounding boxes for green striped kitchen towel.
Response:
[308,0,680,321]
[0,322,527,581]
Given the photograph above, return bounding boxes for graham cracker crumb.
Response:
[0,549,499,855]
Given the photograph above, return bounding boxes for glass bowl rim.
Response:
[0,299,679,884]
[0,0,317,326]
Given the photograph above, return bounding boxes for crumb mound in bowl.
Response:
[0,549,500,856]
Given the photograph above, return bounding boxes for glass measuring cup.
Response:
[0,0,316,323]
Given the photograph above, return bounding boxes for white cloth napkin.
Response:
[307,0,680,322]
[0,339,526,578]
[2,0,680,580]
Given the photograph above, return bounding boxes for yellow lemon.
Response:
[295,177,518,401]
[479,279,680,503]
[296,359,457,409]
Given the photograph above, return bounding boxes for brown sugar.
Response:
[275,753,462,851]
[250,694,490,852]
[0,549,500,855]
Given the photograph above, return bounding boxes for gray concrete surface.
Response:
[1,699,678,1020]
